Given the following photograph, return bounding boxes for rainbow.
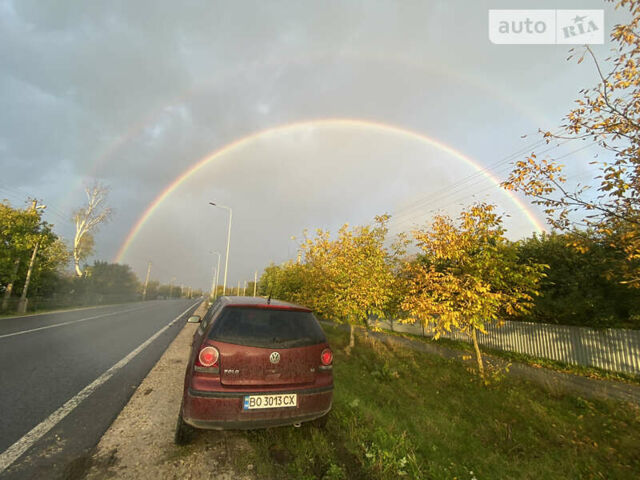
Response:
[114,118,545,263]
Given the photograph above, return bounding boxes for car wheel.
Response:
[174,411,195,445]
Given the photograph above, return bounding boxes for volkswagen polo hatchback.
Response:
[176,296,333,443]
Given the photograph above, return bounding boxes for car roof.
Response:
[217,296,312,311]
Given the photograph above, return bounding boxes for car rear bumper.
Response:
[183,385,333,430]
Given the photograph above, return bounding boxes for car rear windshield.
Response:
[208,306,327,348]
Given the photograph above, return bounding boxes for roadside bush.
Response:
[513,232,640,329]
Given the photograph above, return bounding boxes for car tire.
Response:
[174,411,195,445]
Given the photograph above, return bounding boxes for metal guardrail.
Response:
[370,318,640,376]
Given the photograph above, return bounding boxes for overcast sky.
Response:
[0,0,628,290]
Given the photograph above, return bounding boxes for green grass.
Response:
[387,328,640,386]
[234,325,640,480]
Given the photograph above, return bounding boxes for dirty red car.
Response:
[175,296,333,443]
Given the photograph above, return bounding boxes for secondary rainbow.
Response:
[114,118,545,263]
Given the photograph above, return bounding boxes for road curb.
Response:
[85,300,254,480]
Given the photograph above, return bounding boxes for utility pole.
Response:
[237,280,240,296]
[209,203,232,300]
[253,271,257,297]
[210,265,218,300]
[169,276,176,298]
[17,240,39,313]
[215,262,220,298]
[1,259,20,311]
[17,200,46,313]
[243,281,247,296]
[210,251,221,300]
[142,261,152,300]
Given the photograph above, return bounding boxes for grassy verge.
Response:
[384,328,640,386]
[235,324,640,480]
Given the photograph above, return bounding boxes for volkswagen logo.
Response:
[269,352,280,364]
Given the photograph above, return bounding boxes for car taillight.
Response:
[320,348,333,366]
[197,346,219,367]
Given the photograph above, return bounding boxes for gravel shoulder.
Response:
[85,301,256,480]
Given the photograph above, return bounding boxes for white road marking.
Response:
[0,304,156,340]
[0,303,119,322]
[0,300,200,474]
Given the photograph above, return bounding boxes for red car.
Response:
[175,296,333,443]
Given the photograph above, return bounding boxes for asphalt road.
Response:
[0,299,200,480]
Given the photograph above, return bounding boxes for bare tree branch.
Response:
[72,182,112,276]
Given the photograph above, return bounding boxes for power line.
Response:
[0,184,72,225]
[389,135,571,228]
[390,134,566,221]
[388,140,599,235]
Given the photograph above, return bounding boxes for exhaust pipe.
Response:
[293,422,302,428]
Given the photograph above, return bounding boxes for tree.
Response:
[29,237,72,299]
[84,261,139,299]
[247,281,257,296]
[503,0,640,285]
[402,204,546,379]
[257,262,306,301]
[514,230,640,328]
[141,280,160,300]
[0,200,58,311]
[1,201,37,309]
[72,182,112,276]
[158,284,172,298]
[300,215,397,354]
[380,233,411,332]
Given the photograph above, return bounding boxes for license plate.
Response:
[243,393,297,410]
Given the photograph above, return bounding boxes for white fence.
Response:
[370,318,640,376]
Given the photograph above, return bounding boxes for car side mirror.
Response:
[187,315,201,323]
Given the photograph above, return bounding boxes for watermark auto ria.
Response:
[489,10,604,44]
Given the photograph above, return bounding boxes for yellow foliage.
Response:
[296,214,399,327]
[503,0,640,285]
[402,203,546,375]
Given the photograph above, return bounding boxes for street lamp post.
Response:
[253,270,257,297]
[215,256,221,298]
[210,265,218,300]
[210,251,221,300]
[209,202,232,296]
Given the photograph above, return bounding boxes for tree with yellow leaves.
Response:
[402,204,546,379]
[300,215,397,353]
[258,261,307,303]
[504,0,640,285]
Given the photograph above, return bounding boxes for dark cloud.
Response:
[1,0,626,288]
